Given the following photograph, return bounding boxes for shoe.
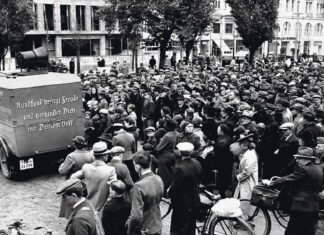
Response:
[233,222,248,230]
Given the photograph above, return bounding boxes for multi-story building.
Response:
[199,0,324,60]
[24,0,128,58]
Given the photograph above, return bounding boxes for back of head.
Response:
[133,151,152,169]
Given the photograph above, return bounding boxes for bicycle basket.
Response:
[251,185,280,209]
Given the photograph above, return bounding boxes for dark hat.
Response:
[224,105,234,114]
[72,136,87,146]
[277,99,290,108]
[56,179,83,195]
[177,96,184,101]
[303,111,315,122]
[290,103,304,112]
[294,147,316,160]
[164,118,178,130]
[98,132,112,143]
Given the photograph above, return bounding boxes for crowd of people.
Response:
[56,57,324,235]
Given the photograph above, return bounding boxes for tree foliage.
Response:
[99,0,214,69]
[0,0,33,66]
[176,0,215,62]
[226,0,279,63]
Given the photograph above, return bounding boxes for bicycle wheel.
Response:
[208,216,254,235]
[240,199,271,235]
[272,209,289,228]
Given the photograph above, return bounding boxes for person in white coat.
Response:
[234,133,259,220]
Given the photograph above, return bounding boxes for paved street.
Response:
[0,166,288,235]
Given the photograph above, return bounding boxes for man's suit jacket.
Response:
[272,163,323,213]
[112,131,136,161]
[66,200,97,235]
[71,160,117,212]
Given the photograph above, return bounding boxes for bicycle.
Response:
[0,220,52,235]
[162,185,255,235]
[239,177,290,235]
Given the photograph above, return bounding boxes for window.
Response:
[60,5,71,31]
[286,0,290,11]
[295,22,302,36]
[225,23,233,34]
[305,23,312,36]
[315,23,323,36]
[317,2,323,14]
[214,0,220,8]
[76,5,86,31]
[275,26,280,36]
[297,0,300,12]
[44,4,54,31]
[291,0,295,11]
[33,4,38,30]
[283,22,291,36]
[213,23,220,33]
[62,39,100,56]
[306,1,313,14]
[91,6,100,31]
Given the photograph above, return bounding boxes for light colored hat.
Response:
[109,146,125,155]
[99,109,108,114]
[176,142,194,154]
[91,142,109,156]
[279,122,294,130]
[145,127,156,132]
[294,147,316,160]
[241,110,253,119]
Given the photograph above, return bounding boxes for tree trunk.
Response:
[131,48,135,71]
[159,41,167,69]
[76,41,81,74]
[135,47,138,71]
[185,40,195,64]
[249,47,257,65]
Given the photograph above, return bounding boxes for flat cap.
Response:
[109,146,125,155]
[317,137,324,145]
[290,103,304,112]
[56,179,83,195]
[145,127,156,132]
[176,142,194,154]
[279,122,294,130]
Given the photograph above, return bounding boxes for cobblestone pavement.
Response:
[0,169,320,235]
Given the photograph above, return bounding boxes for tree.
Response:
[0,0,33,70]
[99,0,193,69]
[98,0,144,70]
[176,0,215,63]
[226,0,279,64]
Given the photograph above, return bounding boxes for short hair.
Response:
[110,180,126,195]
[133,151,152,169]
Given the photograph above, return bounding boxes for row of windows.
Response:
[285,0,323,14]
[281,22,323,36]
[213,23,234,34]
[33,4,100,31]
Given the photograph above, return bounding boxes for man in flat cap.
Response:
[57,179,97,235]
[168,142,202,235]
[298,112,321,146]
[107,146,134,201]
[274,123,299,176]
[59,136,94,179]
[270,147,323,235]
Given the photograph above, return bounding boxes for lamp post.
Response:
[232,28,237,59]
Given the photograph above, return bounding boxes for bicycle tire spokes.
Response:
[210,218,253,235]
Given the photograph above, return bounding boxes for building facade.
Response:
[199,0,324,60]
[24,0,129,58]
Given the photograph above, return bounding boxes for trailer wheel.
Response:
[0,144,13,179]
